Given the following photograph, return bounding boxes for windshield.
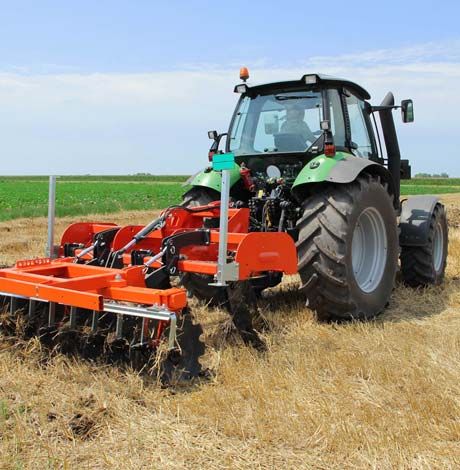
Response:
[229,89,322,157]
[229,89,345,157]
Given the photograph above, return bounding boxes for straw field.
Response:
[0,195,459,469]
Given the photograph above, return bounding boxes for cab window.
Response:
[346,93,375,158]
[229,89,346,156]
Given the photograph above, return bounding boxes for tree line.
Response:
[414,173,449,178]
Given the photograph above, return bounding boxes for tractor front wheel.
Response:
[400,203,448,286]
[296,174,399,321]
[180,187,226,305]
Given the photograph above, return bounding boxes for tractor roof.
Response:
[241,74,371,100]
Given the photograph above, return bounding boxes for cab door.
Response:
[345,92,379,160]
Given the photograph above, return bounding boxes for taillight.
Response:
[240,163,255,192]
[324,144,336,157]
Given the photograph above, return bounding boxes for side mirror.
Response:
[208,130,218,140]
[207,132,228,162]
[401,99,414,123]
[264,114,279,135]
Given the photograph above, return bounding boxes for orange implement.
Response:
[0,259,186,312]
[177,232,297,279]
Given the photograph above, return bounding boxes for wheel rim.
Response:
[433,221,444,273]
[351,207,388,293]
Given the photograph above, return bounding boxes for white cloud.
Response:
[0,39,459,175]
[307,39,460,67]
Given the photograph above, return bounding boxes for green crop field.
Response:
[0,180,187,222]
[404,178,460,186]
[0,176,459,222]
[400,185,460,195]
[0,175,189,183]
[401,177,460,195]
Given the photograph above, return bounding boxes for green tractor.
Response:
[182,71,448,321]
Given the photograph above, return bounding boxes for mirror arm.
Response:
[216,133,228,148]
[209,133,228,157]
[370,105,400,112]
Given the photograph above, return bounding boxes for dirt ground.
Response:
[0,196,459,469]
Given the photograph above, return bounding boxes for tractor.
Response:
[183,70,448,320]
[0,70,448,382]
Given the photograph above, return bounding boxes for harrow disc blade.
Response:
[0,296,206,386]
[226,281,266,351]
[161,308,205,385]
[80,332,106,360]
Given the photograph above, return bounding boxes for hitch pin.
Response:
[144,247,167,268]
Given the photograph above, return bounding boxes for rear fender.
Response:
[292,152,396,205]
[399,196,441,246]
[186,164,242,193]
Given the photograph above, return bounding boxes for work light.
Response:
[304,74,318,85]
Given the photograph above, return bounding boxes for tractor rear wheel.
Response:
[296,174,399,321]
[400,203,448,286]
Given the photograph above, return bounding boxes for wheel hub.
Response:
[433,221,444,273]
[351,207,388,293]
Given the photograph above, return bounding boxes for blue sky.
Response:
[0,0,459,175]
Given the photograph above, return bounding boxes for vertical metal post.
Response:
[28,299,37,320]
[115,314,124,339]
[10,297,17,315]
[48,302,56,326]
[140,318,146,345]
[91,311,99,333]
[215,169,230,286]
[167,313,177,350]
[46,176,57,258]
[69,306,77,329]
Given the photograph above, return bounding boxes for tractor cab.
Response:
[205,74,380,188]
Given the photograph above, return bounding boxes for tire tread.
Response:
[296,174,397,321]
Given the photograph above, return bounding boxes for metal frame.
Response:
[103,301,177,349]
[211,164,241,286]
[46,176,57,259]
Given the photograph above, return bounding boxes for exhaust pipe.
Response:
[378,92,401,208]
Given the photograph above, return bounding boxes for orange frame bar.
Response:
[0,261,187,312]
